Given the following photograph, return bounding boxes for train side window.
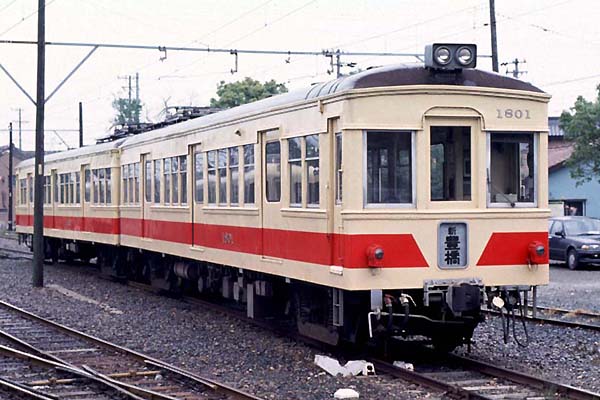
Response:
[59,174,65,204]
[430,126,471,201]
[180,155,187,205]
[218,149,227,206]
[306,134,319,206]
[105,168,112,204]
[194,152,204,203]
[28,175,33,203]
[134,163,140,204]
[75,172,81,204]
[122,165,128,204]
[53,171,59,203]
[265,141,281,202]
[366,131,412,205]
[164,158,171,205]
[154,160,161,204]
[98,168,106,204]
[69,173,74,204]
[127,164,135,204]
[19,178,26,205]
[288,137,302,207]
[229,148,239,206]
[43,176,51,204]
[92,169,98,204]
[243,144,255,205]
[335,132,342,204]
[488,132,536,206]
[207,151,217,204]
[145,160,152,203]
[84,167,90,203]
[171,157,179,205]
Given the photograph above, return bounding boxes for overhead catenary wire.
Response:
[0,0,18,15]
[0,39,442,58]
[0,0,58,37]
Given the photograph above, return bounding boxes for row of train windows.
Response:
[366,130,536,205]
[20,168,112,206]
[22,129,531,208]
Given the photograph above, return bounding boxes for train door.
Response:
[260,129,282,258]
[330,119,343,266]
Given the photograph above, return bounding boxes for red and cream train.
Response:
[17,44,550,350]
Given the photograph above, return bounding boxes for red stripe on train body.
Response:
[477,232,549,266]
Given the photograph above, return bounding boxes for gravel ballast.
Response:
[0,240,598,398]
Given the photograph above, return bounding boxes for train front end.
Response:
[334,44,550,349]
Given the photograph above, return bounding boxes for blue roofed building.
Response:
[548,116,600,217]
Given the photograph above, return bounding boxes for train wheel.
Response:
[567,249,579,270]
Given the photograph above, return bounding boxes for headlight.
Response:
[581,244,600,250]
[456,46,474,65]
[434,47,452,65]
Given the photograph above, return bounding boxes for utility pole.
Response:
[78,102,83,147]
[489,0,499,72]
[128,75,132,124]
[32,0,46,287]
[501,58,527,79]
[8,123,13,231]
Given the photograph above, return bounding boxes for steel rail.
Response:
[449,354,600,400]
[0,344,145,400]
[486,307,600,331]
[127,281,600,399]
[0,300,263,400]
[0,375,57,400]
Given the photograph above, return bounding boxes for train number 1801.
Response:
[496,108,530,119]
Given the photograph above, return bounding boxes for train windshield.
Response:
[430,126,471,201]
[366,131,412,205]
[489,132,535,206]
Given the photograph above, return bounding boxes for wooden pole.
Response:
[32,0,45,287]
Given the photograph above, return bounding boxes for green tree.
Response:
[560,84,600,184]
[209,77,288,109]
[112,98,142,125]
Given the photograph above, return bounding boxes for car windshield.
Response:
[564,219,600,236]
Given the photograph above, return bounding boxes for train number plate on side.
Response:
[438,222,468,269]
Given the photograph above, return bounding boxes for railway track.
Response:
[141,283,600,400]
[372,352,600,400]
[486,304,600,332]
[0,300,262,400]
[1,244,599,399]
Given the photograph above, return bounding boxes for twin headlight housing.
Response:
[425,43,477,70]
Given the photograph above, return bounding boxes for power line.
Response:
[0,0,18,15]
[169,0,317,76]
[0,0,58,37]
[541,73,600,87]
[0,38,433,59]
[196,0,274,44]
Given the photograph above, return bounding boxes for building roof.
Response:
[548,140,574,171]
[548,116,565,137]
[0,146,35,160]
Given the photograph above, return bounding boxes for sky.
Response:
[0,0,599,151]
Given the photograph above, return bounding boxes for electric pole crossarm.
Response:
[45,45,98,104]
[0,63,36,106]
